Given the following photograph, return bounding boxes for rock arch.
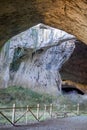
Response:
[0,0,87,47]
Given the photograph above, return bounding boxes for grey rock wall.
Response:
[0,24,75,94]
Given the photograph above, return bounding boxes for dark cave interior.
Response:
[62,86,84,95]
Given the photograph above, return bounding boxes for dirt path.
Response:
[0,116,87,130]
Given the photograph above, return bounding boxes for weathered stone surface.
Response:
[0,0,87,47]
[0,0,87,93]
[0,24,75,94]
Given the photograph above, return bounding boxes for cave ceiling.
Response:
[0,0,87,47]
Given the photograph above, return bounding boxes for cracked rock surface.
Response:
[0,24,75,94]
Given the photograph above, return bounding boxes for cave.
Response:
[0,0,87,93]
[62,85,84,95]
[0,1,87,129]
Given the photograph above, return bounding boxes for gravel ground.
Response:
[0,116,87,130]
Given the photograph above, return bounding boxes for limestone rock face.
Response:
[0,24,75,94]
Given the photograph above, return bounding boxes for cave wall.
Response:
[60,41,87,93]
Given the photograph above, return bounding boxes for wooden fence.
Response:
[0,103,83,126]
[0,104,53,126]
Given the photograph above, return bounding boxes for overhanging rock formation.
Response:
[0,0,87,47]
[0,24,75,94]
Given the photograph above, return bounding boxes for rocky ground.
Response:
[0,116,87,130]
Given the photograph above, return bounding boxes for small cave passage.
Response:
[62,85,84,95]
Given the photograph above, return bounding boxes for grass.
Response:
[0,85,87,109]
[0,86,87,125]
[0,86,55,124]
[0,86,54,107]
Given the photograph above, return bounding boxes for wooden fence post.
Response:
[50,104,53,118]
[37,104,39,120]
[12,104,16,124]
[64,104,66,117]
[77,103,80,115]
[26,105,29,124]
[64,104,66,113]
[44,104,47,119]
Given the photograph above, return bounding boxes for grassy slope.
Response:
[0,86,87,111]
[0,86,54,107]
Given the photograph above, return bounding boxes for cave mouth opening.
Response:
[62,86,84,95]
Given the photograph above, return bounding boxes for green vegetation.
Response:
[0,86,87,110]
[0,86,55,124]
[0,86,87,125]
[0,86,54,107]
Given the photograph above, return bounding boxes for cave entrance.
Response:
[62,85,84,95]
